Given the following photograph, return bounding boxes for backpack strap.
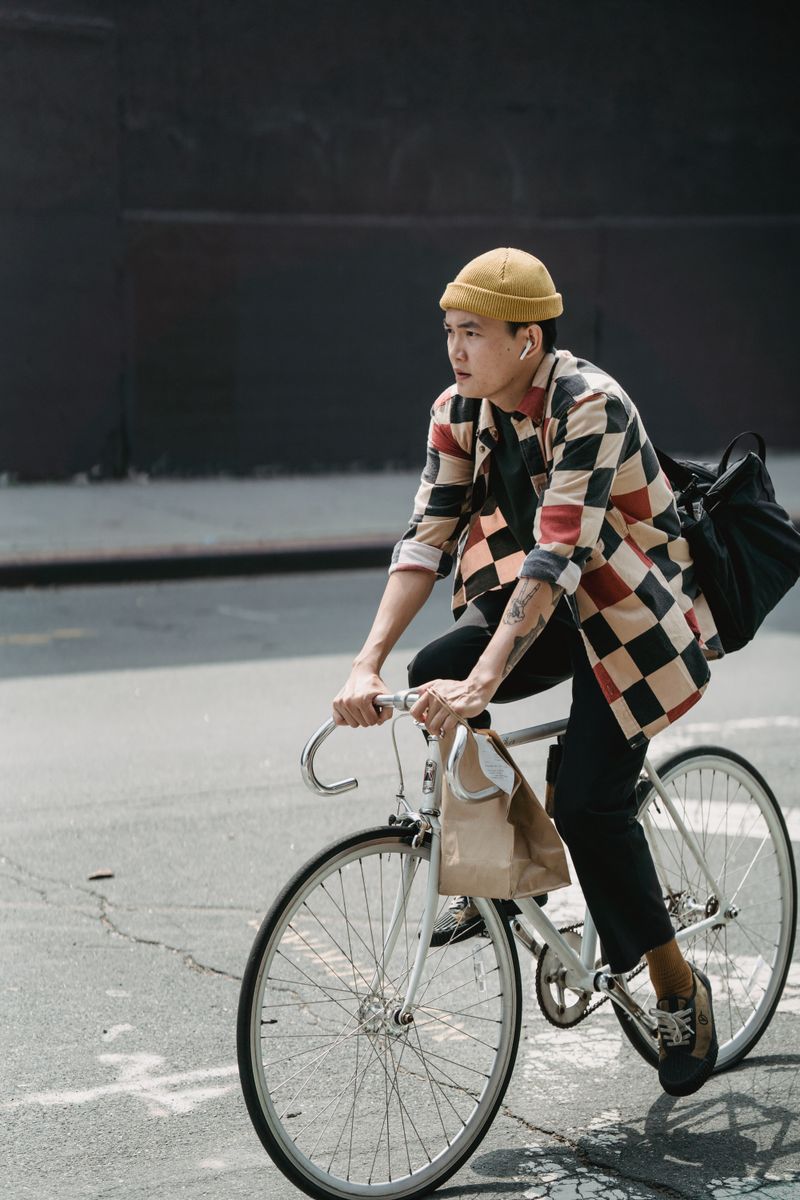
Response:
[719,431,766,474]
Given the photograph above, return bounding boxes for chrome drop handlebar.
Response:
[300,692,420,797]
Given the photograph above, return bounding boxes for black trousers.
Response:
[408,589,675,973]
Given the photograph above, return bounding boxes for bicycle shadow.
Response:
[438,1055,800,1198]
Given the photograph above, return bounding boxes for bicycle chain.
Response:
[536,922,648,1028]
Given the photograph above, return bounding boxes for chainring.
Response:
[534,923,648,1029]
[535,926,594,1028]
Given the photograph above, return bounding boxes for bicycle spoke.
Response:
[401,1033,485,1100]
[272,949,359,1021]
[417,997,503,1024]
[282,926,364,1000]
[299,900,375,995]
[422,964,501,1009]
[273,1012,367,1108]
[412,1008,502,1051]
[407,1020,454,1146]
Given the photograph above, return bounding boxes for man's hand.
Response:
[409,672,499,737]
[333,667,393,728]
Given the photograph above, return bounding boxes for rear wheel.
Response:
[237,825,522,1200]
[614,746,796,1070]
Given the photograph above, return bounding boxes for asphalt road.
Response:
[1,572,799,1200]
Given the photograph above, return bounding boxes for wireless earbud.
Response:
[519,339,533,360]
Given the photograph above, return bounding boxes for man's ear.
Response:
[525,324,542,353]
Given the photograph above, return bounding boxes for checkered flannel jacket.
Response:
[390,349,724,748]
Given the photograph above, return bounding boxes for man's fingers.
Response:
[333,704,358,729]
[357,700,381,726]
[332,694,389,728]
[409,680,436,723]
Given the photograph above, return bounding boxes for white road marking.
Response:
[645,795,800,843]
[101,1024,134,1043]
[4,1053,238,1118]
[653,715,800,757]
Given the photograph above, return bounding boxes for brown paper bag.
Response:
[437,719,570,900]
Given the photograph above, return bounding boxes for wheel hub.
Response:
[358,995,408,1039]
[667,889,710,928]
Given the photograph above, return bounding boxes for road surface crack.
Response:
[98,896,242,983]
[498,1102,688,1198]
[0,854,241,985]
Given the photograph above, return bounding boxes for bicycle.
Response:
[237,690,797,1200]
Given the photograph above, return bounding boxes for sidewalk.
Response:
[0,473,418,587]
[2,454,798,588]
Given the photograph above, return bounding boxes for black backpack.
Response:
[656,433,800,653]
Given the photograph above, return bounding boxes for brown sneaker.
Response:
[652,966,719,1097]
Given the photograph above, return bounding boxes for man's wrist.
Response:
[352,654,382,674]
[467,664,502,700]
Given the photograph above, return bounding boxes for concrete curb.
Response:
[0,537,396,589]
[2,517,797,590]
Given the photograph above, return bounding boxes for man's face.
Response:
[442,309,531,405]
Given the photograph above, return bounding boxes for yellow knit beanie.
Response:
[439,247,563,322]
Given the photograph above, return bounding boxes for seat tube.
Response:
[581,908,599,971]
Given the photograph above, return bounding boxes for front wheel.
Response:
[614,746,797,1071]
[237,825,522,1200]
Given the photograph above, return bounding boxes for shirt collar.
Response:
[514,351,558,425]
[477,351,559,445]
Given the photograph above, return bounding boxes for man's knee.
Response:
[407,643,437,688]
[407,635,465,688]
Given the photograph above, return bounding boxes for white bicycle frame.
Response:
[301,692,739,1036]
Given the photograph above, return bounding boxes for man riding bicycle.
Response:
[333,247,724,1097]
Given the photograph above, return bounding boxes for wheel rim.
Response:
[631,753,795,1068]
[245,836,519,1198]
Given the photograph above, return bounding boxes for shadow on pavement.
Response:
[455,1061,800,1198]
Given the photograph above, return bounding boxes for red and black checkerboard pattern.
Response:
[391,351,723,747]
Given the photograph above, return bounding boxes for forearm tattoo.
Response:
[504,579,543,625]
[501,583,566,678]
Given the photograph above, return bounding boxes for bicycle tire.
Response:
[237,825,522,1200]
[613,746,796,1071]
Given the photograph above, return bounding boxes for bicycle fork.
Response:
[365,819,442,1027]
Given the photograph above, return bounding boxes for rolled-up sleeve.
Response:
[390,397,474,580]
[520,392,630,594]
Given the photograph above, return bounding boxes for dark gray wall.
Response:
[0,3,121,477]
[1,1,798,478]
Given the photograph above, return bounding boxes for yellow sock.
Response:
[646,938,694,1001]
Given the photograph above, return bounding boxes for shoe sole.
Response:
[429,917,486,947]
[659,1040,719,1097]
